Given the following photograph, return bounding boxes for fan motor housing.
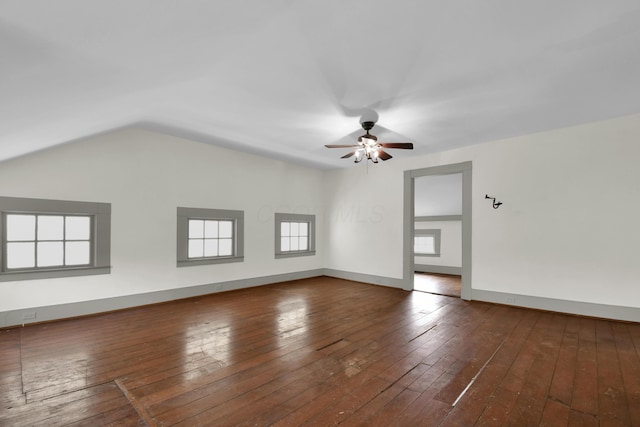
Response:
[361,121,376,131]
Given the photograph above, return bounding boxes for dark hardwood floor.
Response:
[414,273,462,298]
[1,276,639,426]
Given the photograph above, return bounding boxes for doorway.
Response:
[414,272,462,297]
[402,162,472,300]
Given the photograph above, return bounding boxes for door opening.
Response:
[403,162,472,300]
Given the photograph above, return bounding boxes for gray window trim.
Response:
[415,215,462,222]
[177,207,244,267]
[0,196,111,282]
[275,213,316,259]
[414,229,441,257]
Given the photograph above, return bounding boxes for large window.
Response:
[0,196,111,281]
[414,229,441,256]
[6,214,91,269]
[275,213,315,259]
[177,207,244,267]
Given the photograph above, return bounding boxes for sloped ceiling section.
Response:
[2,0,640,169]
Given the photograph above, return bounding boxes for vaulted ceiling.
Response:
[2,1,640,169]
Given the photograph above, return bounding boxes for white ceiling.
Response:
[2,1,640,169]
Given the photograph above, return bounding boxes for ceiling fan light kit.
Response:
[325,120,413,164]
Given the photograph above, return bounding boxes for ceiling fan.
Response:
[325,121,413,163]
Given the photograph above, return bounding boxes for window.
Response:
[414,229,441,256]
[177,207,244,267]
[280,221,308,252]
[0,196,111,282]
[6,214,91,269]
[275,213,315,258]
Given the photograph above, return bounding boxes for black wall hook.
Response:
[485,194,503,209]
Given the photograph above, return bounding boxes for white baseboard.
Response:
[322,268,405,289]
[0,269,323,328]
[414,264,462,275]
[2,269,638,328]
[472,289,640,323]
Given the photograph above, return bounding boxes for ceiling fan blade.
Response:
[379,142,414,149]
[341,151,356,159]
[325,144,359,148]
[377,150,393,161]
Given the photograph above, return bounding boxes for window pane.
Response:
[37,242,64,267]
[188,239,204,258]
[65,241,90,265]
[37,216,64,240]
[424,236,435,253]
[204,239,219,257]
[189,220,204,238]
[6,242,35,268]
[219,221,233,238]
[6,215,36,241]
[219,238,233,256]
[280,222,290,237]
[281,237,290,252]
[290,222,299,237]
[299,222,308,237]
[66,216,91,240]
[415,236,435,254]
[204,220,219,238]
[299,236,308,251]
[290,237,299,251]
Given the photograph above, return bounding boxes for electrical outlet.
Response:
[22,311,37,321]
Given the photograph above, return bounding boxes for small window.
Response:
[275,213,315,258]
[177,207,244,267]
[414,229,441,256]
[0,196,111,282]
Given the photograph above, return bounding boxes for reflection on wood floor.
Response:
[1,276,639,426]
[414,272,462,298]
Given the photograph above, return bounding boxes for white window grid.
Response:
[280,221,309,252]
[187,219,235,259]
[4,213,92,270]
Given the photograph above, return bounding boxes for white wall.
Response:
[323,165,405,279]
[324,113,640,309]
[0,129,324,311]
[2,113,640,319]
[414,220,462,268]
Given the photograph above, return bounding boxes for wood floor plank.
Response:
[571,318,599,416]
[1,277,638,426]
[611,322,640,426]
[0,328,25,411]
[595,319,631,426]
[539,397,571,426]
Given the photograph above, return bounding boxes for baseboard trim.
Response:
[322,268,405,289]
[0,269,324,328]
[3,270,637,328]
[414,265,462,275]
[472,289,640,323]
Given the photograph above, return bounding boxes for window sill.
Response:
[177,256,244,268]
[0,266,111,282]
[275,251,316,259]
